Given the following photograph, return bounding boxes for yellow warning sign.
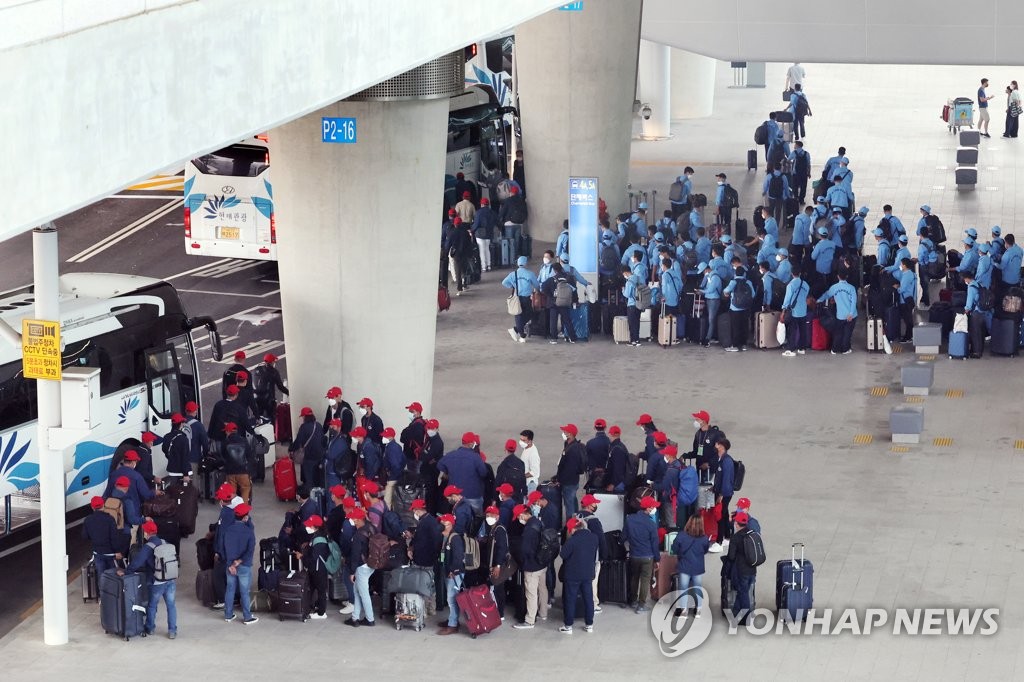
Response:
[21,319,61,381]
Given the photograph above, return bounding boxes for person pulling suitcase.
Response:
[119,519,179,639]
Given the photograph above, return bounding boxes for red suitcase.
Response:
[701,503,722,543]
[811,318,831,351]
[274,458,297,501]
[455,584,501,638]
[275,402,292,443]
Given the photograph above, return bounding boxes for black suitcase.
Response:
[153,516,181,558]
[990,317,1018,356]
[196,568,215,608]
[747,149,758,171]
[528,307,549,337]
[278,557,310,621]
[774,110,794,123]
[733,218,748,242]
[597,559,629,604]
[928,302,954,339]
[717,311,733,347]
[167,480,199,537]
[100,570,148,640]
[250,450,266,483]
[82,559,100,603]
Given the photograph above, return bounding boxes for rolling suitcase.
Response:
[929,302,954,339]
[196,568,215,608]
[754,311,781,349]
[455,583,502,637]
[328,570,347,603]
[639,309,652,340]
[658,313,678,347]
[500,239,511,266]
[717,311,733,348]
[278,556,310,621]
[82,559,100,603]
[777,543,814,622]
[650,551,675,600]
[153,516,181,558]
[570,304,590,341]
[100,570,148,640]
[949,330,968,359]
[990,317,1018,356]
[955,166,977,187]
[733,218,749,242]
[275,402,292,443]
[166,480,199,537]
[866,317,884,351]
[274,457,297,501]
[613,315,630,344]
[528,307,549,337]
[489,242,501,268]
[395,592,426,631]
[747,149,758,171]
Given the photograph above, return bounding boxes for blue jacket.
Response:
[761,272,779,307]
[917,238,937,266]
[222,518,256,567]
[784,277,810,317]
[383,440,405,482]
[713,454,735,498]
[820,280,859,320]
[498,497,516,530]
[215,504,235,558]
[111,489,143,532]
[585,432,611,471]
[956,247,978,275]
[186,418,210,464]
[645,448,667,486]
[670,177,692,206]
[291,420,325,462]
[825,183,850,208]
[624,510,660,560]
[756,234,778,267]
[688,209,704,242]
[472,206,498,238]
[877,241,893,268]
[996,244,1023,284]
[325,433,350,476]
[82,509,121,555]
[811,238,835,274]
[701,272,723,300]
[975,254,993,288]
[442,532,466,575]
[103,466,153,510]
[792,214,812,246]
[502,267,540,297]
[559,527,598,581]
[965,281,981,312]
[764,216,780,241]
[723,277,754,312]
[556,231,569,260]
[776,258,793,284]
[897,268,917,303]
[672,532,710,576]
[621,243,648,269]
[884,246,912,274]
[438,446,488,499]
[623,272,641,307]
[695,237,712,264]
[452,498,476,535]
[518,517,546,572]
[660,269,683,307]
[360,439,382,481]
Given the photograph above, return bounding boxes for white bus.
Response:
[184,136,277,260]
[0,273,221,556]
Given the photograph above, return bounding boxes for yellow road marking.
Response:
[853,434,873,445]
[869,386,889,397]
[945,389,964,399]
[933,437,954,447]
[891,446,909,453]
[1014,440,1024,450]
[125,176,184,191]
[905,396,925,403]
[918,354,936,361]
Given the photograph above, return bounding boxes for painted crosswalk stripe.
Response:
[185,259,263,279]
[66,200,178,263]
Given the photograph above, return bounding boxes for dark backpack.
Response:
[768,174,785,200]
[925,214,946,244]
[877,217,893,243]
[683,249,699,272]
[795,94,809,117]
[770,277,786,310]
[731,279,753,310]
[554,279,574,307]
[224,442,247,470]
[723,184,739,209]
[691,193,707,209]
[366,533,392,569]
[669,180,685,203]
[733,459,746,491]
[600,244,619,273]
[793,149,810,176]
[979,286,995,311]
[253,365,272,397]
[754,121,769,145]
[535,528,561,566]
[742,530,767,567]
[382,508,404,541]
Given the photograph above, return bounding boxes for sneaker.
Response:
[568,339,576,344]
[739,346,747,352]
[594,605,603,613]
[583,625,594,633]
[696,612,703,618]
[722,539,730,549]
[243,617,258,625]
[338,603,354,615]
[549,340,558,345]
[168,632,177,639]
[843,349,852,355]
[455,291,462,296]
[540,615,548,621]
[635,605,650,614]
[518,336,526,344]
[309,612,327,620]
[782,350,795,357]
[224,614,236,623]
[344,618,360,627]
[212,602,225,609]
[708,542,723,553]
[673,608,688,619]
[626,602,639,610]
[559,625,573,634]
[508,328,519,342]
[360,619,376,627]
[830,350,837,355]
[797,349,806,355]
[513,622,535,630]
[724,346,739,352]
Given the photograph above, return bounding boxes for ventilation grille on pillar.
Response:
[348,52,465,102]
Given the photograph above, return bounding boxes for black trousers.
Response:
[795,114,807,139]
[627,306,641,343]
[968,311,986,357]
[899,300,915,339]
[718,495,733,543]
[311,568,328,616]
[729,310,749,349]
[792,175,808,203]
[549,306,577,341]
[512,296,533,337]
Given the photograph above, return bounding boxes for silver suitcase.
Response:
[866,317,884,351]
[613,315,630,344]
[394,592,426,631]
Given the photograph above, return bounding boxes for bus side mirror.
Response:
[189,316,223,361]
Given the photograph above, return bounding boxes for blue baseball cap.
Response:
[816,196,826,204]
[654,232,664,242]
[638,202,648,210]
[920,205,931,213]
[721,235,732,245]
[777,248,789,257]
[979,243,991,254]
[601,233,615,243]
[964,236,976,246]
[697,262,709,272]
[898,234,909,244]
[817,227,829,236]
[872,228,884,237]
[517,255,528,266]
[858,206,869,216]
[965,228,978,238]
[992,225,1002,236]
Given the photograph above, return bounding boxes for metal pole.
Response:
[34,223,68,646]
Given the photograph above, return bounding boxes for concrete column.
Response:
[637,40,671,140]
[516,0,643,238]
[670,49,717,120]
[271,98,449,428]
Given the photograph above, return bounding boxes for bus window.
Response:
[0,364,36,432]
[144,346,182,419]
[191,145,268,178]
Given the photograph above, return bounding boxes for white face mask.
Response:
[427,430,437,438]
[408,413,415,422]
[561,433,568,442]
[352,438,362,446]
[543,257,552,264]
[776,255,784,262]
[328,398,337,406]
[305,526,316,535]
[693,420,702,429]
[519,440,527,449]
[358,407,367,416]
[717,181,724,186]
[485,517,497,526]
[648,510,658,518]
[383,437,392,445]
[530,504,541,516]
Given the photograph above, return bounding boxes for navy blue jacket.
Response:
[126,535,169,585]
[624,510,660,559]
[208,398,253,441]
[556,440,587,486]
[517,517,545,572]
[103,465,153,510]
[605,440,629,489]
[112,489,143,530]
[578,511,607,560]
[360,439,382,481]
[298,497,320,523]
[713,454,736,498]
[539,502,560,531]
[162,429,192,477]
[186,418,210,463]
[214,505,235,558]
[135,445,155,488]
[222,519,256,567]
[82,509,121,555]
[326,504,346,544]
[411,513,443,568]
[498,497,516,529]
[325,433,352,477]
[438,447,488,499]
[560,527,598,581]
[291,419,325,462]
[487,523,510,568]
[584,433,610,471]
[361,412,385,445]
[443,532,466,575]
[349,526,370,567]
[452,499,475,535]
[672,531,710,575]
[383,441,405,482]
[646,451,667,486]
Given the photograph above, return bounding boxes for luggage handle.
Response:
[790,542,805,590]
[287,553,304,577]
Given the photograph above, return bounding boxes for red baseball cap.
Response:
[234,503,253,517]
[363,481,380,494]
[123,450,140,462]
[639,496,660,510]
[485,506,500,516]
[330,485,347,498]
[653,431,668,446]
[382,427,396,438]
[443,485,462,497]
[734,512,749,525]
[170,413,186,424]
[513,504,529,517]
[303,514,324,528]
[527,491,543,504]
[350,426,367,438]
[594,418,607,429]
[406,402,423,412]
[328,419,341,428]
[636,414,653,425]
[347,507,366,520]
[264,353,278,363]
[299,406,314,417]
[505,439,517,452]
[90,496,104,510]
[462,191,472,198]
[326,386,342,398]
[115,476,131,488]
[438,514,456,526]
[141,520,158,534]
[357,397,373,408]
[426,419,439,430]
[140,431,158,443]
[580,494,600,506]
[184,401,199,413]
[461,432,476,445]
[736,498,751,510]
[661,444,678,457]
[560,424,578,437]
[223,422,238,433]
[691,410,711,423]
[448,208,457,216]
[216,486,235,501]
[226,385,240,396]
[609,425,622,436]
[480,198,489,206]
[233,350,246,361]
[510,185,520,195]
[566,518,581,532]
[453,217,463,225]
[410,499,427,511]
[496,483,514,496]
[342,497,357,509]
[236,370,248,381]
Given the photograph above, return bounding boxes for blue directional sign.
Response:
[321,117,357,144]
[568,177,599,273]
[559,2,583,10]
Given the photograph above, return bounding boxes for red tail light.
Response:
[184,206,191,237]
[270,213,277,244]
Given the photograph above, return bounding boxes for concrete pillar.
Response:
[516,0,643,238]
[670,49,717,120]
[637,40,671,140]
[271,98,449,428]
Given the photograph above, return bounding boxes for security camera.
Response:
[641,104,652,121]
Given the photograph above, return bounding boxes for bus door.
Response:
[144,345,184,431]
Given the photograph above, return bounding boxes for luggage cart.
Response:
[944,97,974,134]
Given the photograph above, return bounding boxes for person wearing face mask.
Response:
[322,386,353,436]
[584,419,611,491]
[420,419,444,513]
[512,504,548,629]
[437,513,466,635]
[351,427,380,504]
[623,496,661,613]
[324,420,354,498]
[443,485,475,535]
[400,401,428,471]
[558,516,598,634]
[438,433,488,516]
[295,515,330,620]
[518,430,541,494]
[603,426,629,493]
[344,507,375,627]
[669,168,694,221]
[290,407,325,490]
[714,173,733,227]
[555,424,587,520]
[407,498,443,569]
[710,439,736,553]
[381,427,406,509]
[494,482,518,528]
[686,411,722,485]
[483,505,511,619]
[577,494,607,612]
[253,354,288,421]
[356,397,384,445]
[774,249,793,284]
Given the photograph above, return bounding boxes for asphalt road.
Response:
[0,183,285,637]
